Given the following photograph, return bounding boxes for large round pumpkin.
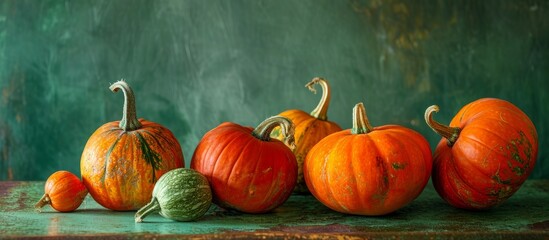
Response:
[271,77,342,194]
[304,103,432,216]
[81,80,184,211]
[191,116,297,213]
[425,98,538,210]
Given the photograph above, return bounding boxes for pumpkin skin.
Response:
[271,77,342,194]
[304,103,432,216]
[35,171,88,212]
[191,116,297,213]
[425,98,538,210]
[81,81,184,211]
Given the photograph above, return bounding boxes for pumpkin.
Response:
[304,103,432,216]
[190,116,297,213]
[271,77,342,194]
[135,168,212,222]
[35,171,88,212]
[80,80,184,211]
[424,98,538,210]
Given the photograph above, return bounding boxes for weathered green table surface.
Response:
[1,181,548,239]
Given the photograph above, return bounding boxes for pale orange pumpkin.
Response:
[304,103,432,215]
[271,77,342,193]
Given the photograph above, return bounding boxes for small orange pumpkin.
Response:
[80,80,184,211]
[304,103,432,215]
[35,170,88,212]
[271,77,342,193]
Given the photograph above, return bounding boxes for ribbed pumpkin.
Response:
[271,77,342,193]
[191,116,297,213]
[304,103,432,216]
[425,98,538,210]
[35,171,88,212]
[80,80,184,211]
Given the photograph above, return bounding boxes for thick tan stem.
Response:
[306,77,331,121]
[34,194,51,213]
[425,105,461,146]
[352,102,374,134]
[109,80,142,131]
[252,116,296,150]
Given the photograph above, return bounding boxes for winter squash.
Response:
[35,171,88,212]
[424,98,538,210]
[191,116,297,213]
[304,103,432,216]
[271,77,342,194]
[80,80,184,211]
[135,168,212,222]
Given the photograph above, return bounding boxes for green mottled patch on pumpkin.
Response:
[391,162,406,170]
[135,132,162,183]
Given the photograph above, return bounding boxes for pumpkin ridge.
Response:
[213,130,251,185]
[447,147,490,204]
[243,139,265,209]
[102,132,124,183]
[367,133,391,204]
[224,136,256,190]
[348,135,363,209]
[326,136,355,212]
[443,158,481,208]
[135,131,162,183]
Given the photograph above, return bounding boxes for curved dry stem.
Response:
[252,116,296,150]
[425,105,461,146]
[110,80,142,131]
[305,77,331,121]
[34,194,51,213]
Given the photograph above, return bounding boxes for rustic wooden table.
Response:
[1,180,548,239]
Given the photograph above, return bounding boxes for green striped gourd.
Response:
[135,168,212,222]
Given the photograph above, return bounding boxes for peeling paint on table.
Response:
[0,181,548,239]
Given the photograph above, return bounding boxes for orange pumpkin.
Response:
[425,98,538,210]
[191,116,297,213]
[304,103,432,215]
[35,170,88,212]
[80,80,184,211]
[271,77,342,193]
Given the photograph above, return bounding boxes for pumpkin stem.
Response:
[424,105,461,146]
[109,80,142,131]
[34,194,51,213]
[306,77,332,121]
[352,102,374,134]
[252,116,296,150]
[135,198,161,223]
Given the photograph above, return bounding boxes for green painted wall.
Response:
[0,0,547,180]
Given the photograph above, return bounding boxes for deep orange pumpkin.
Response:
[81,80,184,211]
[271,77,342,193]
[425,98,538,210]
[190,116,297,213]
[304,103,432,216]
[35,170,88,212]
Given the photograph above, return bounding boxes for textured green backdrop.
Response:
[0,0,547,180]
